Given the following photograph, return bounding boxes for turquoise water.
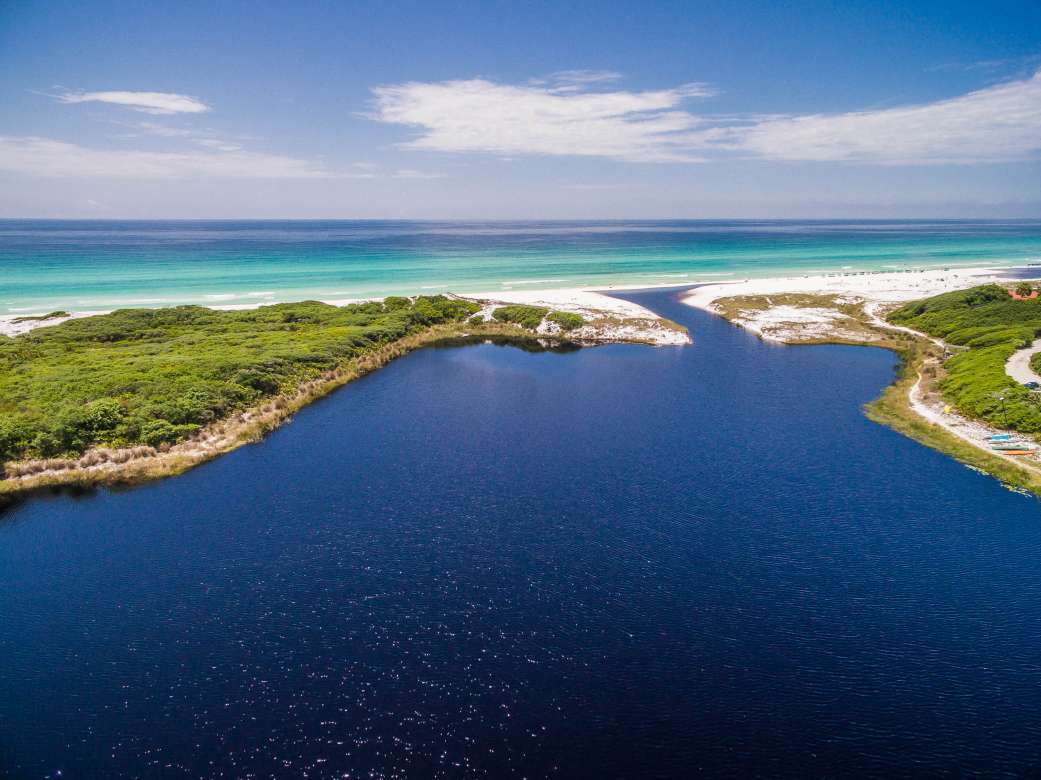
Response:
[2,219,1040,316]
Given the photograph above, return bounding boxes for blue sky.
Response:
[1,0,1040,218]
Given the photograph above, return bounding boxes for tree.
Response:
[1015,282,1034,297]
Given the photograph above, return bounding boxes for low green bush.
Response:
[547,311,585,331]
[491,305,549,330]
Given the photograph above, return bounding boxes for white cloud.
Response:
[132,121,197,137]
[534,70,625,93]
[369,78,715,162]
[0,136,330,178]
[370,70,1041,165]
[706,69,1041,163]
[55,90,211,115]
[540,69,623,85]
[391,168,446,179]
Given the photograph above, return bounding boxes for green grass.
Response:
[0,295,480,462]
[888,284,1041,432]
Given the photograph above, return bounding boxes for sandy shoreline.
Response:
[7,262,1041,497]
[682,265,1006,313]
[679,263,1041,490]
[5,264,1025,339]
[680,266,1012,341]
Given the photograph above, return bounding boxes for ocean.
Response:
[2,289,1041,778]
[2,219,1041,316]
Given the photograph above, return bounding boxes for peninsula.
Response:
[685,266,1041,495]
[0,291,687,502]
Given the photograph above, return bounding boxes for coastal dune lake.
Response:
[3,288,1041,778]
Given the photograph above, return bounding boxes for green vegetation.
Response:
[11,310,70,324]
[547,311,585,331]
[865,341,1041,496]
[888,284,1041,431]
[1016,282,1035,297]
[0,295,480,463]
[491,305,549,330]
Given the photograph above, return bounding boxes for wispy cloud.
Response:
[926,58,1017,73]
[391,168,446,179]
[54,90,211,114]
[369,70,1041,165]
[0,136,329,178]
[369,78,715,162]
[706,69,1041,163]
[533,70,625,93]
[0,136,447,181]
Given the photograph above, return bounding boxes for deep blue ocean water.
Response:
[2,220,1041,316]
[2,289,1041,778]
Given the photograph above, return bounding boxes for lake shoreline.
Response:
[6,263,1041,505]
[680,267,1041,495]
[0,311,688,508]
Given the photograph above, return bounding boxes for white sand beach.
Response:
[680,266,1010,341]
[683,266,1004,313]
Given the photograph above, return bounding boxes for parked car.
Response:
[1024,381,1040,389]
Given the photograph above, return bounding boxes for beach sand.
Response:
[680,266,1008,341]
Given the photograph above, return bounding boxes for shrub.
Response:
[547,311,585,331]
[0,421,32,462]
[233,368,282,395]
[78,398,125,433]
[1016,282,1034,297]
[140,419,200,447]
[492,305,549,330]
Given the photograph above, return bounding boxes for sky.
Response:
[1,0,1040,219]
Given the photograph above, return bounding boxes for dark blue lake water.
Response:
[2,290,1041,778]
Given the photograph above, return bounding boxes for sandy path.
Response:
[1005,338,1041,385]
